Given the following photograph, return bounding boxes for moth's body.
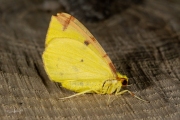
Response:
[42,13,148,102]
[62,79,120,94]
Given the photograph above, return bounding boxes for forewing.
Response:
[45,13,117,78]
[43,38,114,82]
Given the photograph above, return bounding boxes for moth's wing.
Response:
[45,13,117,78]
[43,38,114,82]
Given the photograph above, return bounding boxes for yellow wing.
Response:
[45,13,117,78]
[43,38,114,82]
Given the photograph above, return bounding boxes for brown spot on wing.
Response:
[90,36,96,42]
[63,15,75,31]
[103,54,108,58]
[57,13,75,31]
[109,63,117,77]
[84,40,90,46]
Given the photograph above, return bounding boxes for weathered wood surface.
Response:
[0,0,180,119]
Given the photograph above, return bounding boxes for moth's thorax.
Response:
[102,79,123,94]
[100,72,129,94]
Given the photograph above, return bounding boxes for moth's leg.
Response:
[59,89,101,100]
[115,90,149,102]
[106,87,121,105]
[101,80,114,94]
[59,90,92,100]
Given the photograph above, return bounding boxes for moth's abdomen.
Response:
[61,79,123,95]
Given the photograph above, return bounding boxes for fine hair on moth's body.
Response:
[42,12,149,103]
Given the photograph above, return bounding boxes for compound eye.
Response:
[122,79,128,86]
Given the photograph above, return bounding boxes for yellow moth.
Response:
[42,13,148,102]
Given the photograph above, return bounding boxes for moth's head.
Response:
[116,72,128,86]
